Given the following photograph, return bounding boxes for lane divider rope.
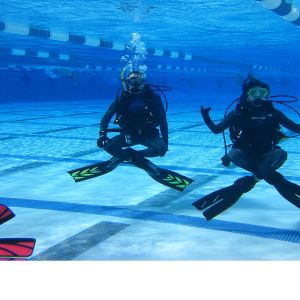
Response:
[256,0,300,26]
[0,20,192,60]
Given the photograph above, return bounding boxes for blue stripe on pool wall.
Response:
[2,197,300,245]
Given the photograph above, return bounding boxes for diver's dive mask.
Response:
[126,72,145,94]
[247,86,269,107]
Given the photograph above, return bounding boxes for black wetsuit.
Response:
[100,88,168,160]
[202,102,300,179]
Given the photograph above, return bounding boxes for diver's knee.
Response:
[228,149,246,165]
[158,148,168,157]
[273,149,287,168]
[103,139,118,154]
[158,142,168,157]
[278,149,288,162]
[228,148,241,160]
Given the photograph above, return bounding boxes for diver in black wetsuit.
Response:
[68,71,192,191]
[97,71,168,163]
[193,75,300,220]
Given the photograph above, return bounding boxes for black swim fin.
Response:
[68,150,193,191]
[131,156,193,192]
[265,172,300,209]
[68,156,122,182]
[192,176,256,220]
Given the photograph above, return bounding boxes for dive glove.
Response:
[200,105,211,116]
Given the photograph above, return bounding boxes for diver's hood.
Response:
[239,76,270,105]
[243,77,270,94]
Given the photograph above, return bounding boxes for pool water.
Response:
[0,0,300,260]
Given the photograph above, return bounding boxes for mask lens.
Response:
[247,87,269,99]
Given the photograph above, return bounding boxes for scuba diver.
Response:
[68,69,193,191]
[97,70,168,162]
[193,74,300,220]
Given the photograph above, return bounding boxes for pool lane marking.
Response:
[0,162,49,177]
[138,174,219,207]
[0,153,299,183]
[2,196,300,246]
[30,221,130,261]
[34,126,83,134]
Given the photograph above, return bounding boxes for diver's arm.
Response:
[201,106,235,134]
[153,94,168,145]
[99,100,118,133]
[277,110,300,133]
[160,114,169,145]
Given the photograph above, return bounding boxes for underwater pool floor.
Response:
[0,99,300,260]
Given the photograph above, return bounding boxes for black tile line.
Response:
[0,110,47,114]
[0,133,95,141]
[0,114,105,124]
[0,147,101,176]
[0,151,228,179]
[0,129,297,155]
[170,130,215,134]
[1,128,298,154]
[136,174,219,208]
[167,110,199,115]
[0,153,99,164]
[0,118,201,127]
[68,149,100,157]
[30,221,130,261]
[0,121,99,126]
[0,162,50,177]
[1,151,299,180]
[0,129,220,146]
[64,112,100,116]
[175,124,202,131]
[1,106,297,181]
[34,126,84,134]
[0,136,20,141]
[7,196,300,247]
[10,116,62,122]
[0,118,212,140]
[168,120,202,123]
[1,111,105,123]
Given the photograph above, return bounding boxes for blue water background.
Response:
[0,1,300,260]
